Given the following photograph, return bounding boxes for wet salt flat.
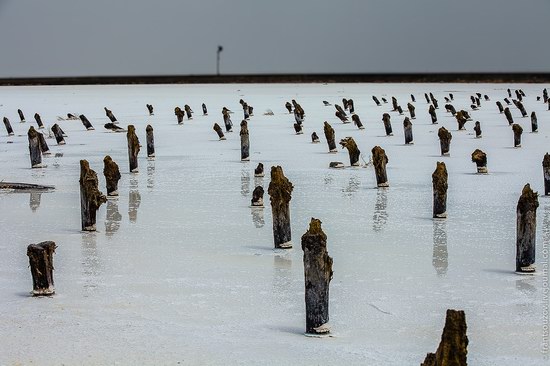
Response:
[0,83,548,365]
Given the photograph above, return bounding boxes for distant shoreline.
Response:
[0,73,548,86]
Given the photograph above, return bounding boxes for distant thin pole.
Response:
[216,45,223,76]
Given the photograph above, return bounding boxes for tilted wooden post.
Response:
[268,166,294,249]
[311,132,320,143]
[254,162,264,177]
[103,155,121,197]
[146,124,155,158]
[294,122,304,134]
[512,123,523,148]
[302,218,333,335]
[146,104,154,116]
[432,162,448,218]
[407,102,416,119]
[351,114,364,129]
[504,107,514,125]
[184,105,193,120]
[37,131,50,155]
[240,120,250,161]
[382,113,393,136]
[438,127,452,156]
[471,149,488,173]
[429,105,437,124]
[202,103,208,115]
[543,153,550,196]
[516,184,538,273]
[372,146,389,187]
[403,117,413,144]
[3,117,14,135]
[51,123,65,145]
[28,126,43,168]
[392,96,398,111]
[127,125,140,173]
[421,309,468,366]
[213,123,226,140]
[517,101,527,117]
[455,111,467,130]
[34,113,44,129]
[474,121,482,138]
[223,108,233,132]
[79,160,107,231]
[79,114,94,130]
[285,102,293,113]
[175,107,184,124]
[348,99,355,113]
[104,107,117,123]
[27,241,57,296]
[251,186,264,207]
[323,121,337,152]
[372,95,381,106]
[531,111,538,133]
[18,109,26,123]
[339,137,360,166]
[496,101,504,113]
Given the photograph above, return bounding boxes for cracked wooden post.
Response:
[432,162,448,219]
[104,107,117,123]
[351,114,364,129]
[323,121,337,152]
[504,107,514,125]
[372,146,389,187]
[496,101,504,113]
[146,124,155,158]
[51,124,65,145]
[445,104,456,116]
[438,127,452,156]
[27,241,57,296]
[372,95,381,106]
[429,105,437,124]
[223,108,233,132]
[311,132,320,143]
[251,186,264,207]
[382,113,393,136]
[512,123,523,148]
[517,101,527,117]
[34,113,44,129]
[175,107,184,124]
[471,149,488,173]
[407,102,416,119]
[455,111,467,130]
[403,117,413,144]
[18,109,25,123]
[543,153,550,196]
[339,137,360,166]
[254,162,264,177]
[103,155,121,197]
[294,122,304,135]
[268,166,294,249]
[146,104,154,116]
[392,96,398,111]
[516,184,539,273]
[285,102,292,113]
[240,120,250,161]
[79,159,107,231]
[202,103,208,115]
[348,99,355,113]
[421,309,468,366]
[28,126,43,168]
[79,114,94,130]
[213,123,226,140]
[127,125,140,173]
[531,111,538,133]
[3,117,14,135]
[184,105,193,120]
[37,131,50,155]
[474,121,482,138]
[302,218,333,336]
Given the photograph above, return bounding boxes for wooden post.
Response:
[223,109,233,132]
[103,155,121,197]
[146,104,154,116]
[517,101,528,117]
[240,120,250,161]
[37,131,51,155]
[127,124,140,173]
[471,149,488,173]
[51,123,65,145]
[504,97,511,105]
[302,218,333,335]
[512,123,523,148]
[372,146,389,187]
[184,105,193,120]
[294,122,304,135]
[18,109,25,123]
[421,309,468,366]
[311,132,320,143]
[34,113,44,129]
[3,117,14,135]
[251,186,264,207]
[543,153,550,196]
[213,123,226,140]
[407,102,416,119]
[339,137,360,166]
[438,127,452,156]
[372,95,381,106]
[242,101,250,120]
[424,93,430,104]
[432,162,448,218]
[254,162,264,177]
[445,104,456,115]
[175,107,184,124]
[516,184,539,273]
[145,125,155,158]
[79,160,107,231]
[202,103,208,115]
[104,107,117,123]
[392,96,398,111]
[79,114,94,130]
[403,117,413,144]
[455,111,467,130]
[351,114,364,129]
[323,121,337,152]
[348,99,355,113]
[397,105,404,115]
[474,121,482,138]
[27,241,57,296]
[428,105,437,124]
[268,166,294,249]
[496,101,504,113]
[285,102,292,113]
[28,126,43,168]
[531,111,538,132]
[382,113,393,136]
[504,107,514,125]
[411,94,416,102]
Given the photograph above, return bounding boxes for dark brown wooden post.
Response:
[285,102,292,113]
[496,101,504,113]
[403,117,413,144]
[223,108,233,132]
[372,146,389,187]
[512,123,523,148]
[335,111,348,123]
[51,123,65,145]
[294,122,304,134]
[202,103,208,115]
[146,104,154,116]
[517,101,528,117]
[339,137,360,166]
[421,309,468,366]
[438,127,452,156]
[18,109,25,123]
[504,107,514,125]
[382,113,393,136]
[254,163,264,177]
[372,95,381,106]
[302,218,333,336]
[3,117,14,135]
[79,160,107,231]
[351,114,364,129]
[531,111,538,133]
[455,111,467,130]
[323,121,337,152]
[474,121,482,138]
[79,114,94,130]
[432,162,448,218]
[28,126,43,168]
[424,93,430,104]
[213,123,226,140]
[104,107,117,123]
[311,132,320,143]
[471,149,488,173]
[407,102,416,119]
[175,107,184,124]
[268,166,294,249]
[348,99,355,113]
[392,96,399,111]
[251,186,264,207]
[184,105,193,120]
[37,131,50,155]
[103,155,121,197]
[34,113,44,129]
[543,153,550,196]
[146,124,155,158]
[516,184,538,273]
[240,120,250,161]
[127,125,140,173]
[27,241,57,296]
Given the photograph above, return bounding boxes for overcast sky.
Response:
[0,0,548,77]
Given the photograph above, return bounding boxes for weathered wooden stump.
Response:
[104,123,125,132]
[484,94,490,101]
[302,218,333,336]
[79,160,107,231]
[424,93,431,104]
[51,124,66,145]
[311,132,320,143]
[79,114,94,130]
[449,93,454,101]
[34,113,44,129]
[27,241,57,296]
[223,109,233,132]
[351,114,364,129]
[392,96,399,111]
[471,149,488,173]
[407,102,416,119]
[381,97,388,104]
[372,95,381,106]
[544,153,550,196]
[348,99,355,113]
[403,117,413,144]
[432,162,448,218]
[512,123,523,147]
[382,113,393,136]
[294,122,304,134]
[184,105,193,120]
[127,125,140,172]
[213,123,226,140]
[531,111,538,133]
[295,108,305,124]
[323,121,337,152]
[444,104,454,114]
[175,107,184,124]
[239,120,250,161]
[339,137,360,166]
[37,131,50,155]
[496,101,504,113]
[516,184,539,273]
[342,98,349,110]
[474,121,482,138]
[372,146,389,187]
[438,127,452,156]
[397,105,404,115]
[507,88,512,97]
[455,111,467,130]
[504,107,514,125]
[28,126,43,168]
[504,97,511,105]
[544,88,548,103]
[254,162,264,177]
[517,101,528,117]
[103,155,121,197]
[202,103,208,115]
[285,102,292,113]
[429,105,438,124]
[18,109,25,123]
[421,309,468,366]
[251,186,264,207]
[146,104,154,116]
[411,94,416,102]
[104,107,117,123]
[268,166,294,249]
[145,124,155,158]
[3,117,14,135]
[335,111,348,123]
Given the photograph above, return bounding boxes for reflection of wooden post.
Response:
[146,125,155,158]
[372,146,389,187]
[28,126,43,168]
[438,127,452,156]
[516,184,538,273]
[240,120,250,161]
[213,123,225,140]
[27,241,57,296]
[403,117,413,144]
[471,149,488,173]
[339,137,360,166]
[251,186,264,207]
[302,218,333,335]
[512,124,523,148]
[323,121,337,152]
[3,117,14,135]
[80,160,107,231]
[382,113,393,136]
[421,309,468,366]
[432,162,448,218]
[268,166,294,249]
[474,121,482,138]
[79,114,94,130]
[127,125,140,173]
[543,153,550,196]
[51,124,65,145]
[103,155,121,197]
[531,111,538,132]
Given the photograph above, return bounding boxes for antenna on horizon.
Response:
[216,45,223,76]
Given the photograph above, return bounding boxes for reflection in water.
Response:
[129,190,141,223]
[273,254,293,306]
[81,232,101,295]
[241,170,250,197]
[105,199,122,237]
[515,277,536,295]
[251,207,265,228]
[147,161,155,189]
[432,220,448,276]
[324,174,333,186]
[342,175,360,198]
[373,188,388,232]
[29,192,41,212]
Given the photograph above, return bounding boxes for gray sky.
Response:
[0,0,548,77]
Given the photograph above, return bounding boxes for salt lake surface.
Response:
[0,83,548,365]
